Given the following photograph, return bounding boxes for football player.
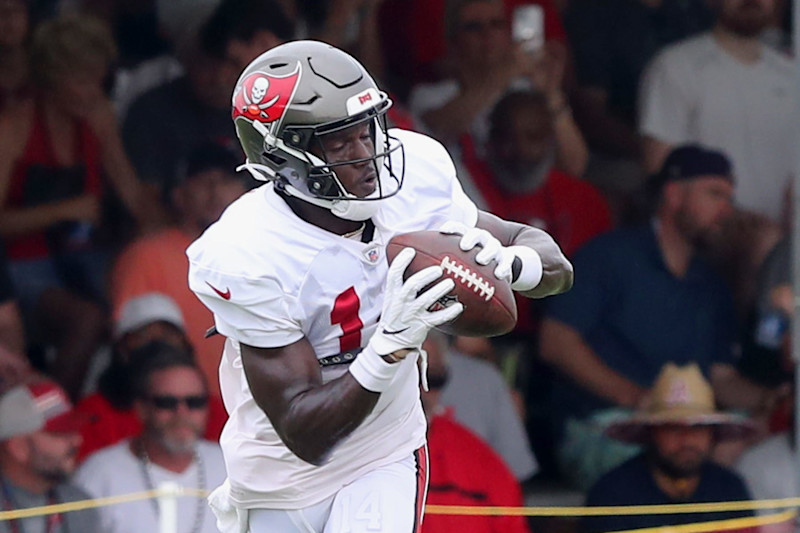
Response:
[188,40,572,532]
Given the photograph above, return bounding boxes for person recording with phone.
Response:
[408,0,587,178]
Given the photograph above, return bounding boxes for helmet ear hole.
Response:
[282,129,310,150]
[307,171,338,197]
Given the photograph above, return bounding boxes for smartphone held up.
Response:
[512,4,544,54]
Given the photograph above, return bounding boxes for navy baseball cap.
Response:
[650,145,734,195]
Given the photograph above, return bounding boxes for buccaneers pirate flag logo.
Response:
[232,68,300,124]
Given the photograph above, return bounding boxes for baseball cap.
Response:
[649,144,734,195]
[114,293,185,339]
[0,381,89,440]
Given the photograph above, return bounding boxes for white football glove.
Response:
[349,247,464,393]
[370,247,464,356]
[439,221,543,292]
[439,221,516,281]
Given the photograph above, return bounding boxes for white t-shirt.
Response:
[639,33,798,220]
[186,129,479,509]
[74,440,227,533]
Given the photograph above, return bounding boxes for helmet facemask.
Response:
[241,94,404,221]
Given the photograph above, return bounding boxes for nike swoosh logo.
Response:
[382,327,409,335]
[205,281,231,300]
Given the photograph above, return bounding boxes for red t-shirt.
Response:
[462,136,612,258]
[76,392,227,461]
[5,105,103,260]
[460,136,612,331]
[423,411,530,533]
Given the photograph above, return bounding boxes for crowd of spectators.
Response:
[0,0,797,531]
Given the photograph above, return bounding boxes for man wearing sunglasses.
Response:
[75,343,227,533]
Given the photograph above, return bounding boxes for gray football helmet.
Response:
[232,40,404,221]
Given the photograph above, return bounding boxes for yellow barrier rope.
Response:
[0,487,209,521]
[426,497,800,517]
[4,490,800,522]
[611,510,797,533]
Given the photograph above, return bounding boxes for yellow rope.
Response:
[610,509,797,533]
[425,497,800,517]
[4,490,800,522]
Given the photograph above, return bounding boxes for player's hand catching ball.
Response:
[349,247,465,393]
[439,221,516,282]
[371,247,464,360]
[439,221,543,292]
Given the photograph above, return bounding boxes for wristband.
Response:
[507,245,543,291]
[348,345,401,393]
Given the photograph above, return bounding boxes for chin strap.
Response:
[237,162,382,222]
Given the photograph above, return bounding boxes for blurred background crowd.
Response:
[0,0,798,532]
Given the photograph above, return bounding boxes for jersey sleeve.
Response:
[421,129,480,228]
[188,261,304,349]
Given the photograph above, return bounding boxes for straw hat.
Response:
[605,363,757,444]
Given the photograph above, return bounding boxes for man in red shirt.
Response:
[421,337,531,533]
[463,89,611,258]
[461,89,611,338]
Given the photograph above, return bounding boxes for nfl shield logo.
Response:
[364,246,381,264]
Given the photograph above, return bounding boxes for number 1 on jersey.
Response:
[331,287,363,352]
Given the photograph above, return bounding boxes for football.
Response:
[386,230,517,337]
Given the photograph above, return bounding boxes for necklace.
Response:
[342,222,366,240]
[137,441,206,533]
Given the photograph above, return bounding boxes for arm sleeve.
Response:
[449,173,480,228]
[638,50,694,143]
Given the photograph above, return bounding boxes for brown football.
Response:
[386,230,517,337]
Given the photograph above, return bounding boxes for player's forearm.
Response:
[0,202,78,237]
[241,341,382,466]
[509,226,573,298]
[476,211,573,298]
[539,318,645,408]
[279,374,380,465]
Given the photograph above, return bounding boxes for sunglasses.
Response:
[148,395,208,411]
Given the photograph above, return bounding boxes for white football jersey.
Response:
[187,129,478,509]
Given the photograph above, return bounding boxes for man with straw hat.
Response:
[581,363,755,533]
